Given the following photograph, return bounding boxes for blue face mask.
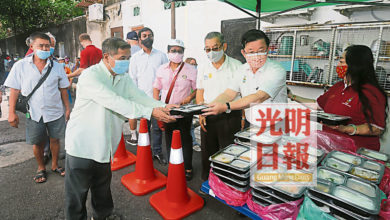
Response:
[109,57,129,75]
[60,63,66,68]
[50,47,55,55]
[35,49,51,60]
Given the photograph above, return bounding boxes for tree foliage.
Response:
[0,0,84,38]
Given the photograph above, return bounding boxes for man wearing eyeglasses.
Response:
[128,27,168,165]
[196,32,242,182]
[203,29,287,126]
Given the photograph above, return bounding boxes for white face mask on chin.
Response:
[207,50,224,63]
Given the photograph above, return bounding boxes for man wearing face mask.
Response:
[128,27,168,165]
[196,32,242,182]
[153,39,197,180]
[67,33,102,78]
[203,29,287,126]
[5,32,70,183]
[64,37,176,220]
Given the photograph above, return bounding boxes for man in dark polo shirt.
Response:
[68,33,102,78]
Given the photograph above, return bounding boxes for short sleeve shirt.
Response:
[4,56,70,123]
[80,45,102,69]
[153,62,197,104]
[317,81,386,150]
[229,59,288,124]
[129,48,168,97]
[196,55,242,103]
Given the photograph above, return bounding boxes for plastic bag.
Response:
[246,192,303,220]
[301,130,357,153]
[380,194,390,220]
[208,170,249,206]
[296,196,336,220]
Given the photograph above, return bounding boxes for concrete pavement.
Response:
[0,91,249,220]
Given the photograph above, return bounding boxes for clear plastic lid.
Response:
[325,157,351,172]
[332,185,375,211]
[346,178,376,197]
[213,153,235,164]
[318,168,345,184]
[331,151,362,165]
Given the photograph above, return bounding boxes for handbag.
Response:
[157,62,185,130]
[15,60,53,114]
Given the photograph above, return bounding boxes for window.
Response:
[133,6,140,16]
[164,1,186,10]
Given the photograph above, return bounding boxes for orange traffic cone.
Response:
[111,133,136,171]
[121,118,167,195]
[149,130,204,220]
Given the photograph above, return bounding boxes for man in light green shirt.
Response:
[64,37,175,220]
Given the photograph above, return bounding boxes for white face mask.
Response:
[207,50,224,63]
[245,52,267,70]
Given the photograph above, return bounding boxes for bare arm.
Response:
[287,88,320,110]
[181,89,197,105]
[203,89,268,116]
[8,88,20,128]
[195,89,207,132]
[327,123,383,137]
[153,88,161,101]
[211,89,238,105]
[67,68,84,78]
[196,89,205,104]
[60,88,71,121]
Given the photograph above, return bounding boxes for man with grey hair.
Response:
[45,32,56,57]
[196,31,242,182]
[64,37,176,220]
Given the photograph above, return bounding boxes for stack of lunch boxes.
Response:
[250,181,307,206]
[307,150,387,219]
[209,144,257,192]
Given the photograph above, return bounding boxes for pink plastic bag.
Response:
[208,170,249,206]
[302,130,357,153]
[380,196,390,220]
[246,192,303,220]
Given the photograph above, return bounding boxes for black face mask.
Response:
[141,38,153,49]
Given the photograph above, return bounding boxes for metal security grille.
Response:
[264,23,390,93]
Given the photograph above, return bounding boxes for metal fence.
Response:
[264,23,390,92]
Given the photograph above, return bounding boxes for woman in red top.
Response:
[288,45,388,151]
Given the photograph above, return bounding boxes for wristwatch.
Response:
[225,102,231,114]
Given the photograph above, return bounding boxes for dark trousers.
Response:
[65,154,113,220]
[165,116,193,170]
[200,110,242,180]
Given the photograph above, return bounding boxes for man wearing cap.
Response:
[196,32,242,182]
[153,39,197,180]
[129,27,168,165]
[126,31,141,55]
[125,31,141,146]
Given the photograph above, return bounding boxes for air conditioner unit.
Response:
[88,3,104,22]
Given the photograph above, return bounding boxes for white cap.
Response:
[168,39,185,48]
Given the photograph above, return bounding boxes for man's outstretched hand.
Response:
[152,107,176,123]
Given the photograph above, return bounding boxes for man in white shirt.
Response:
[64,37,175,220]
[203,29,287,125]
[5,32,70,183]
[128,27,168,164]
[196,32,242,181]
